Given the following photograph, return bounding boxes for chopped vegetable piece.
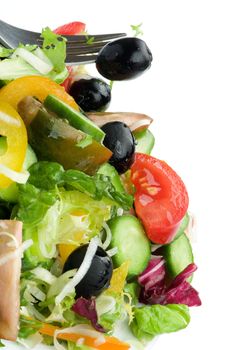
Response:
[139,261,201,307]
[0,76,78,111]
[0,101,27,188]
[97,163,125,193]
[133,129,155,154]
[161,233,194,279]
[131,153,189,244]
[54,21,86,35]
[106,261,130,295]
[44,94,105,143]
[130,304,190,341]
[39,323,130,349]
[72,297,105,332]
[109,215,151,278]
[23,103,112,175]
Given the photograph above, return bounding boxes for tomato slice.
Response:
[131,153,189,244]
[53,21,86,35]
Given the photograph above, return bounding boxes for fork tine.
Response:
[37,33,126,45]
[66,41,109,55]
[65,32,126,43]
[65,54,98,65]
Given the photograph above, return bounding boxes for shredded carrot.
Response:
[39,323,130,350]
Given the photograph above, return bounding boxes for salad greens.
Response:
[0,28,68,83]
[0,22,201,350]
[27,161,133,209]
[130,304,190,341]
[15,161,132,268]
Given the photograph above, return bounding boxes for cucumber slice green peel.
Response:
[161,233,194,282]
[44,94,105,143]
[174,212,190,240]
[108,215,151,279]
[133,128,155,155]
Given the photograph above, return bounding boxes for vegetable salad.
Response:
[0,21,201,350]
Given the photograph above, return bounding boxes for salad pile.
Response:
[0,21,201,350]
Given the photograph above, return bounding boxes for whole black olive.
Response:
[96,37,153,81]
[101,121,135,174]
[69,77,111,112]
[63,245,113,299]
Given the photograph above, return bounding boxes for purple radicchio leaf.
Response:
[139,260,201,307]
[165,263,202,306]
[72,297,106,333]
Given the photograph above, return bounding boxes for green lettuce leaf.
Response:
[130,304,190,342]
[28,161,133,210]
[17,183,58,226]
[41,27,66,72]
[16,183,112,267]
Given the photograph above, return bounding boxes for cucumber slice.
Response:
[44,94,105,143]
[97,163,125,193]
[174,213,190,240]
[23,144,37,170]
[109,215,151,278]
[162,233,194,280]
[133,129,155,154]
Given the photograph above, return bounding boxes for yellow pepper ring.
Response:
[0,76,79,111]
[0,101,27,188]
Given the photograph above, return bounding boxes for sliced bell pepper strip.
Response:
[0,76,78,111]
[0,101,27,188]
[39,323,130,350]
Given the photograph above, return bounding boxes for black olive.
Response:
[63,245,113,299]
[69,77,111,112]
[101,121,135,174]
[0,202,12,219]
[96,37,153,81]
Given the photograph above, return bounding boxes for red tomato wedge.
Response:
[131,153,189,244]
[54,21,86,35]
[54,21,86,90]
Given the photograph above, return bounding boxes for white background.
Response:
[1,0,232,349]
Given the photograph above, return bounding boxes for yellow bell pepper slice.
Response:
[0,102,27,188]
[106,261,130,295]
[0,76,78,110]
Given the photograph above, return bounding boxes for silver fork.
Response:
[0,20,126,65]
